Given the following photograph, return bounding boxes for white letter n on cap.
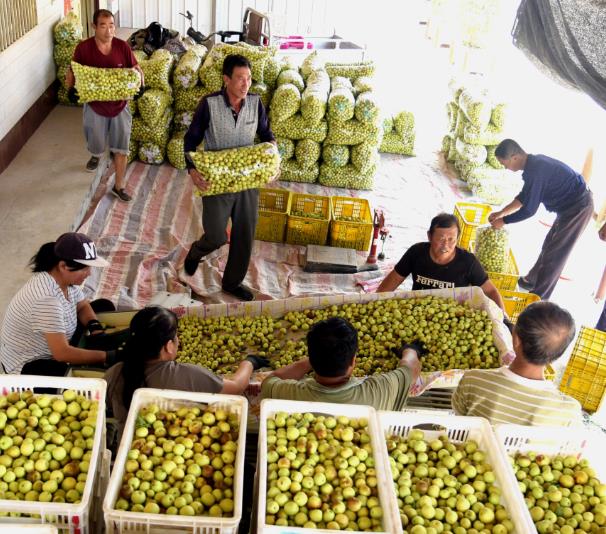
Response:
[83,242,96,259]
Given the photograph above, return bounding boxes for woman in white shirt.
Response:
[0,232,119,376]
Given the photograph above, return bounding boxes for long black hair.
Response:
[29,242,87,273]
[121,306,178,409]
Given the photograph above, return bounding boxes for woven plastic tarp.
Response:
[512,0,606,110]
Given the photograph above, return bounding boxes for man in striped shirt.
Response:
[452,301,582,426]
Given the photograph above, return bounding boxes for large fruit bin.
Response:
[495,424,606,534]
[103,389,248,534]
[0,375,107,534]
[166,286,514,395]
[377,411,534,534]
[256,399,400,534]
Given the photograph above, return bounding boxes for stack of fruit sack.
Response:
[53,12,82,106]
[443,80,521,205]
[270,53,380,190]
[474,226,510,273]
[380,111,415,156]
[129,49,176,165]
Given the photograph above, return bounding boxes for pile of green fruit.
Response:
[173,45,207,90]
[319,163,376,190]
[189,142,280,196]
[0,389,99,507]
[272,115,328,142]
[322,144,350,167]
[176,296,500,376]
[264,412,386,531]
[295,139,322,169]
[71,61,141,103]
[387,429,515,533]
[280,160,319,184]
[475,227,510,273]
[325,61,376,80]
[113,402,240,517]
[510,451,606,533]
[269,84,301,123]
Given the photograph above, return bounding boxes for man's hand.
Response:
[490,217,505,229]
[488,211,502,223]
[189,169,210,192]
[67,87,79,105]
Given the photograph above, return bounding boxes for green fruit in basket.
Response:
[511,451,606,533]
[175,296,500,377]
[116,402,240,517]
[265,412,382,530]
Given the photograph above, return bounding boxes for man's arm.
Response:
[266,358,312,380]
[256,99,276,144]
[221,360,254,394]
[184,98,212,190]
[45,333,107,365]
[480,279,506,313]
[377,270,406,293]
[398,348,421,384]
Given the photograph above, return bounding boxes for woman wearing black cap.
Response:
[0,232,120,376]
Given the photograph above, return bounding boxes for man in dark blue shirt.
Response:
[488,139,593,300]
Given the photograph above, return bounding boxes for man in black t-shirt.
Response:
[377,213,506,313]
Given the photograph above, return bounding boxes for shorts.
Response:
[83,104,132,156]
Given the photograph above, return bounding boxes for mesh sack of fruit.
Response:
[71,61,141,102]
[272,114,328,142]
[216,42,269,82]
[139,54,173,93]
[249,82,271,108]
[57,64,70,89]
[318,163,376,189]
[459,87,492,128]
[300,88,328,125]
[189,142,281,196]
[475,226,510,272]
[139,141,166,165]
[442,135,452,155]
[447,139,458,162]
[455,159,481,182]
[351,141,379,172]
[174,85,211,111]
[325,60,375,79]
[295,139,322,169]
[54,42,77,67]
[393,110,415,136]
[383,116,394,134]
[447,102,458,132]
[322,144,350,168]
[490,102,506,130]
[354,91,379,123]
[353,76,374,94]
[276,69,304,92]
[331,76,353,91]
[454,108,469,138]
[466,164,508,186]
[174,110,194,131]
[280,158,319,183]
[463,122,502,146]
[276,137,295,160]
[132,108,172,145]
[167,131,186,169]
[487,145,505,169]
[138,89,172,125]
[456,137,488,164]
[471,180,512,206]
[269,83,301,122]
[58,86,76,106]
[328,87,355,122]
[127,139,138,164]
[173,47,206,89]
[53,11,82,43]
[300,51,325,80]
[326,118,381,146]
[263,56,281,89]
[379,132,415,156]
[127,99,137,115]
[133,50,148,63]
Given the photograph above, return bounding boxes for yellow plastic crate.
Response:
[544,364,556,382]
[255,188,291,243]
[559,326,606,412]
[285,193,331,246]
[329,196,373,250]
[454,201,492,250]
[500,289,540,323]
[469,241,520,291]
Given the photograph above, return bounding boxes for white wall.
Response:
[0,0,62,141]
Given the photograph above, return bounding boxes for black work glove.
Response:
[133,85,145,101]
[105,349,125,368]
[395,340,426,358]
[86,319,105,335]
[67,87,79,104]
[245,355,270,370]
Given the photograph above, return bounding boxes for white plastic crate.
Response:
[103,388,248,534]
[257,399,399,534]
[495,424,606,534]
[377,411,534,534]
[0,375,106,534]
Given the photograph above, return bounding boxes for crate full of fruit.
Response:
[0,375,106,533]
[329,196,373,251]
[103,389,248,534]
[257,399,399,533]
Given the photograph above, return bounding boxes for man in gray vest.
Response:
[183,54,276,301]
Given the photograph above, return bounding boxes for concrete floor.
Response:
[0,105,104,326]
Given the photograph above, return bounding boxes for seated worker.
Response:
[376,213,506,314]
[105,306,268,424]
[452,301,582,426]
[260,317,421,411]
[0,233,121,376]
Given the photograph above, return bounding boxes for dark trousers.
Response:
[187,189,259,290]
[597,300,606,332]
[525,191,594,300]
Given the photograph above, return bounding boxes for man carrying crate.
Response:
[183,54,276,301]
[488,139,594,300]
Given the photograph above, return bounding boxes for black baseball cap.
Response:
[54,232,109,268]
